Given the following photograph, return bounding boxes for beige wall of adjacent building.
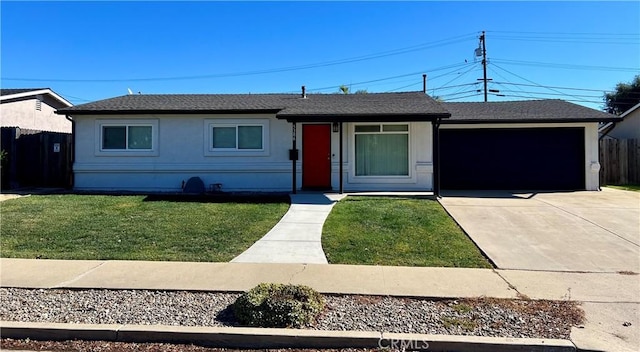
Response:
[1,97,71,133]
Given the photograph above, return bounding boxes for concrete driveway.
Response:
[439,188,640,272]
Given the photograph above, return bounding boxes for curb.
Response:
[1,321,577,352]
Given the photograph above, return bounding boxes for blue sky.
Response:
[1,1,639,110]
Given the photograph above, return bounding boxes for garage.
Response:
[439,127,585,190]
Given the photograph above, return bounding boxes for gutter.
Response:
[64,114,75,189]
[598,123,614,140]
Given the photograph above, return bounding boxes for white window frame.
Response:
[95,119,159,156]
[350,122,414,182]
[204,118,270,157]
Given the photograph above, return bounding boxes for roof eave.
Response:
[440,117,622,124]
[55,108,283,115]
[276,113,451,123]
[1,88,73,107]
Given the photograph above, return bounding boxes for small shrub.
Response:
[233,283,325,328]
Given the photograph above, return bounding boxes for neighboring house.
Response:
[599,101,640,140]
[1,88,73,133]
[56,92,618,193]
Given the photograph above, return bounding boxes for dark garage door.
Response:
[440,127,585,190]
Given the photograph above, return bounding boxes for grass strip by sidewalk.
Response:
[605,184,640,192]
[322,196,492,268]
[0,195,289,262]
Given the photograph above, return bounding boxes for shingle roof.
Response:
[56,93,619,123]
[57,94,289,113]
[1,88,49,96]
[277,92,450,120]
[442,100,619,123]
[56,92,450,121]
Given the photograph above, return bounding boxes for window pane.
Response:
[128,126,152,149]
[238,126,262,149]
[103,126,126,149]
[383,124,409,132]
[212,127,236,148]
[355,134,408,176]
[355,125,380,133]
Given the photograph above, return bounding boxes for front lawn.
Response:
[322,196,492,268]
[605,184,640,192]
[0,195,289,262]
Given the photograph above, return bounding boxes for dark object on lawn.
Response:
[233,283,325,328]
[183,177,205,194]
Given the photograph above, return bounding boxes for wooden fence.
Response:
[1,127,73,190]
[599,138,640,185]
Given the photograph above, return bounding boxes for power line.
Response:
[431,63,481,91]
[491,58,638,72]
[487,30,639,36]
[443,93,483,101]
[489,93,603,104]
[306,61,473,93]
[430,82,480,91]
[494,89,603,98]
[486,30,639,45]
[387,81,422,92]
[490,81,612,93]
[2,34,477,83]
[438,89,483,98]
[490,63,588,102]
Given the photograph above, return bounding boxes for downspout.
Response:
[64,114,75,189]
[291,122,297,194]
[339,121,344,194]
[432,117,441,198]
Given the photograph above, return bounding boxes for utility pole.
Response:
[476,31,491,102]
[481,31,487,102]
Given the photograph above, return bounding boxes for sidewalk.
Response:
[231,193,346,264]
[1,258,639,351]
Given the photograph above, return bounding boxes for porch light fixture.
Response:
[332,122,339,133]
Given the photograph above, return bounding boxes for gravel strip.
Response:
[0,288,584,339]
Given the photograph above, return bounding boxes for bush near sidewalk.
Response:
[233,283,326,328]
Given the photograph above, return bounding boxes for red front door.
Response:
[302,124,331,189]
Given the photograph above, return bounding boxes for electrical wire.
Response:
[2,34,477,83]
[490,63,588,102]
[386,81,422,92]
[491,58,638,72]
[490,81,612,92]
[305,61,473,93]
[442,93,482,101]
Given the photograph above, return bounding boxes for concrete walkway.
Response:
[231,193,346,264]
[1,258,639,351]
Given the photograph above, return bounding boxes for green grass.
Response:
[605,184,640,192]
[322,196,491,268]
[0,195,289,262]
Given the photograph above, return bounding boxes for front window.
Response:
[355,124,409,176]
[211,124,263,150]
[102,125,153,150]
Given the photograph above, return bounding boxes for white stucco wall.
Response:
[73,114,435,192]
[606,108,640,140]
[440,122,601,191]
[1,98,72,133]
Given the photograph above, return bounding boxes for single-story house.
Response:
[55,91,619,194]
[1,88,73,133]
[599,101,640,140]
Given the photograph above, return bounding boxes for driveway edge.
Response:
[1,321,577,352]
